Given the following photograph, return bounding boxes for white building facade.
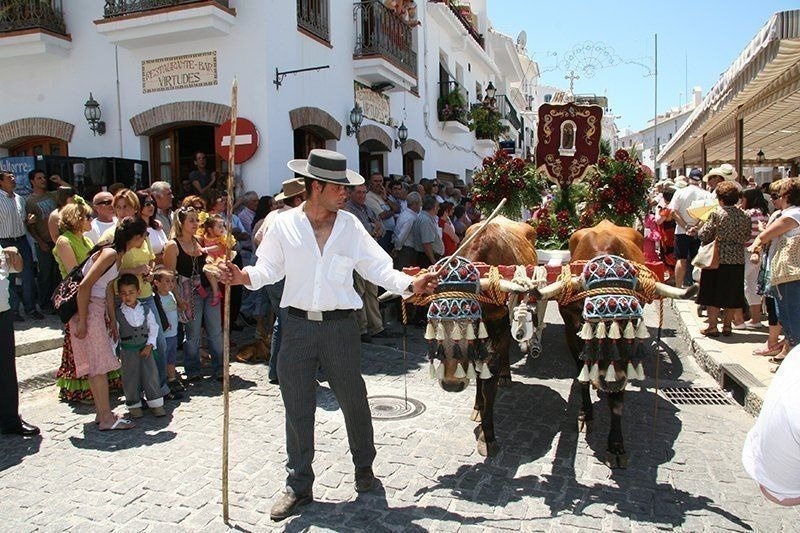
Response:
[0,0,531,197]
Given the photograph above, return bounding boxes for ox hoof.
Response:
[577,415,594,434]
[477,439,498,457]
[604,451,629,469]
[497,375,513,388]
[470,409,482,423]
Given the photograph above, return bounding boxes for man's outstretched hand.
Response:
[215,261,248,286]
[411,271,439,295]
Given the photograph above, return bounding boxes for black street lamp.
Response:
[395,121,408,148]
[84,92,106,136]
[756,149,765,165]
[346,104,363,136]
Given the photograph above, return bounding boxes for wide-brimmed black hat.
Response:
[287,149,364,186]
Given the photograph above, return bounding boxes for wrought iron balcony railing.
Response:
[438,80,469,126]
[495,94,522,131]
[103,0,230,18]
[297,0,329,42]
[353,0,417,76]
[429,0,483,48]
[0,0,67,36]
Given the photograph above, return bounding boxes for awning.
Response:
[658,10,800,168]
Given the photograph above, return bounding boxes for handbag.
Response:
[769,235,800,286]
[692,240,719,270]
[51,248,112,324]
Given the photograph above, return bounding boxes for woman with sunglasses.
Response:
[137,190,167,265]
[163,207,225,381]
[54,201,122,404]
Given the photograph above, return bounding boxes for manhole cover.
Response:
[368,395,425,421]
[661,387,736,406]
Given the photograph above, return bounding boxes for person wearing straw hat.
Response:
[220,149,439,521]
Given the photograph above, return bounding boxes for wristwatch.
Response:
[407,281,414,293]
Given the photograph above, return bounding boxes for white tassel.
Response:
[627,361,636,379]
[608,321,621,339]
[578,322,594,340]
[435,321,446,341]
[605,362,618,383]
[635,361,645,381]
[635,319,649,339]
[478,321,489,339]
[623,321,636,339]
[466,362,477,380]
[435,362,445,380]
[450,323,462,341]
[577,363,590,383]
[428,361,436,379]
[454,364,466,379]
[479,363,493,379]
[595,321,607,339]
[425,322,435,340]
[589,362,600,381]
[466,323,476,340]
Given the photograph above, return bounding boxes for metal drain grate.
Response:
[661,387,736,406]
[368,395,426,421]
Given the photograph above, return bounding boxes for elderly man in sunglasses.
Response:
[84,191,117,245]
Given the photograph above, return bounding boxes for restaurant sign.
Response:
[142,51,218,93]
[354,81,391,126]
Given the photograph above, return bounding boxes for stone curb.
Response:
[670,298,766,417]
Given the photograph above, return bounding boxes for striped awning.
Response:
[658,10,800,168]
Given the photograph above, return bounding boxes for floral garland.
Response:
[580,148,653,228]
[471,150,542,220]
[527,183,585,250]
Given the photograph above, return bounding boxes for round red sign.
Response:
[215,117,259,164]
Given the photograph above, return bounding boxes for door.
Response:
[149,125,216,198]
[10,137,68,157]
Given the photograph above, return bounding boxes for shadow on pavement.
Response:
[182,373,258,398]
[68,422,177,451]
[0,435,42,472]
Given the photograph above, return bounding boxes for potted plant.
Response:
[469,104,509,141]
[438,88,467,123]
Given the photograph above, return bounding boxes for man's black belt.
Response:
[287,307,354,322]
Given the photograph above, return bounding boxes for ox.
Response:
[535,220,697,468]
[433,216,546,456]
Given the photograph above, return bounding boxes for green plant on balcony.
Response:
[468,104,509,141]
[438,88,467,124]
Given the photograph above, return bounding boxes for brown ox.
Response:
[535,219,696,468]
[437,216,540,456]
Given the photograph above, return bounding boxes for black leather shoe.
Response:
[354,467,375,493]
[270,492,313,521]
[360,334,372,343]
[1,418,40,436]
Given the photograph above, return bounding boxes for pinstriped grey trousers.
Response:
[278,311,376,496]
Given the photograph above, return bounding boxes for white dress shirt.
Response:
[393,207,417,251]
[244,204,413,311]
[85,218,117,244]
[118,302,159,348]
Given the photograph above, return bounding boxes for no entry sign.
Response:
[215,117,259,164]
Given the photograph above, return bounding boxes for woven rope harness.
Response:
[555,260,663,307]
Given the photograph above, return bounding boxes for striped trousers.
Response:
[278,311,375,496]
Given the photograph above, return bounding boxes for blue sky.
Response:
[488,1,798,132]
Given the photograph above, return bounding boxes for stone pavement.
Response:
[2,302,799,531]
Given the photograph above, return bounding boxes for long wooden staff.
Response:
[222,77,238,523]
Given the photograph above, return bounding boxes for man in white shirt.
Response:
[668,168,710,287]
[84,191,117,244]
[365,173,397,252]
[742,345,800,506]
[392,191,421,269]
[150,181,174,236]
[221,150,438,521]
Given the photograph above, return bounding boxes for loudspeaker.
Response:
[85,158,150,190]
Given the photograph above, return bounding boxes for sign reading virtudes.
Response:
[142,51,217,93]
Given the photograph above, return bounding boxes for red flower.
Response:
[614,149,630,162]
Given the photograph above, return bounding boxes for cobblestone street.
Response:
[2,302,799,532]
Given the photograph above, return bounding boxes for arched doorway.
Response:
[289,106,342,163]
[10,136,68,157]
[356,125,392,177]
[131,101,231,198]
[401,139,425,180]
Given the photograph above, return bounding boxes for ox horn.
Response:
[653,281,699,300]
[479,277,531,293]
[533,276,582,301]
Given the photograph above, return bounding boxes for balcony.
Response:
[428,0,483,48]
[438,80,470,134]
[0,0,71,61]
[297,0,329,44]
[352,1,417,91]
[95,0,236,49]
[495,94,522,131]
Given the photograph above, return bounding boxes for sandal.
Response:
[700,327,719,338]
[721,326,732,337]
[99,417,135,431]
[768,356,786,365]
[753,342,784,356]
